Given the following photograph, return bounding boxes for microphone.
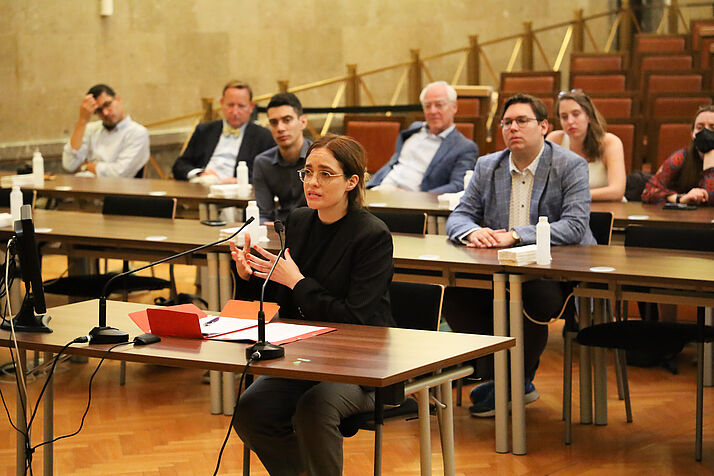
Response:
[89,217,255,344]
[245,219,286,360]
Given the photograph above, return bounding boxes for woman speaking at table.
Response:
[642,105,714,205]
[229,134,394,476]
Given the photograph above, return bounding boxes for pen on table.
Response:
[204,316,220,326]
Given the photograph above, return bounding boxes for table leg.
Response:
[508,274,526,455]
[43,352,54,476]
[373,390,383,476]
[222,372,235,416]
[492,273,509,453]
[578,297,593,425]
[436,216,447,236]
[705,307,713,387]
[592,298,608,425]
[426,216,437,235]
[416,388,432,476]
[210,371,222,414]
[439,381,455,476]
[16,349,27,476]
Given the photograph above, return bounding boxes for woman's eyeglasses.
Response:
[297,169,345,184]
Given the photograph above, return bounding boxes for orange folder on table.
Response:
[127,300,334,344]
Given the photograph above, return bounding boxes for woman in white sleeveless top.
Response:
[546,90,626,201]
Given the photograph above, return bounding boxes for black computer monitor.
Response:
[1,205,51,333]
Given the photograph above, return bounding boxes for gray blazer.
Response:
[446,141,596,246]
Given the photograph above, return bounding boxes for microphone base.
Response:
[89,326,129,345]
[246,341,285,361]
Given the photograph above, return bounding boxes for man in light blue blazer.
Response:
[445,93,595,417]
[367,81,478,193]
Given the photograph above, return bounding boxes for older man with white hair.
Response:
[367,80,478,193]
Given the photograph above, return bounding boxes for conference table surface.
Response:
[35,175,247,208]
[23,175,714,228]
[0,208,504,276]
[0,300,514,387]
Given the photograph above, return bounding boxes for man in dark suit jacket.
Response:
[367,81,478,193]
[172,80,274,182]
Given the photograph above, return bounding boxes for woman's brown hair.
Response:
[306,134,366,210]
[675,104,714,192]
[555,90,607,161]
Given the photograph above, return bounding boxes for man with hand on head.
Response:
[445,93,595,417]
[253,93,312,224]
[62,84,149,178]
[367,80,478,193]
[172,80,274,184]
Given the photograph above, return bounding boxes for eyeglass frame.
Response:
[500,116,541,130]
[297,168,346,184]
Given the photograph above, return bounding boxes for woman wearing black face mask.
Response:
[642,105,714,205]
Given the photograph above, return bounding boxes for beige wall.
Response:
[0,1,707,145]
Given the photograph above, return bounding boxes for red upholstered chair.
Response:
[646,118,692,169]
[588,92,638,119]
[691,19,714,51]
[635,33,688,52]
[636,53,693,88]
[570,52,626,72]
[606,118,644,173]
[700,37,714,68]
[646,92,713,119]
[643,70,707,98]
[454,122,474,141]
[456,97,481,116]
[500,71,561,94]
[344,115,406,174]
[570,71,629,93]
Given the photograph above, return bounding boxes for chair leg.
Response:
[696,341,704,461]
[242,444,251,476]
[456,378,462,407]
[563,330,574,445]
[614,349,633,423]
[614,349,625,401]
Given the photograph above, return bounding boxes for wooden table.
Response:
[503,244,714,454]
[0,209,526,454]
[1,300,514,476]
[590,201,714,229]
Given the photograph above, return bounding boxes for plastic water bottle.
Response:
[463,170,473,191]
[32,149,45,187]
[245,200,259,231]
[536,216,551,265]
[236,161,249,185]
[10,186,22,223]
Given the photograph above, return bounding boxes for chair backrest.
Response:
[500,71,561,94]
[589,93,637,118]
[454,122,474,141]
[371,210,427,235]
[625,225,714,252]
[0,188,36,208]
[344,115,405,174]
[570,52,626,72]
[635,33,688,52]
[647,92,713,119]
[700,37,714,68]
[606,118,643,173]
[102,195,177,219]
[646,119,692,168]
[456,97,481,116]
[691,19,714,50]
[637,53,693,87]
[589,211,614,246]
[389,281,444,331]
[570,71,628,92]
[644,70,706,96]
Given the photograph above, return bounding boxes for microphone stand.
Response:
[89,217,255,344]
[246,220,286,361]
